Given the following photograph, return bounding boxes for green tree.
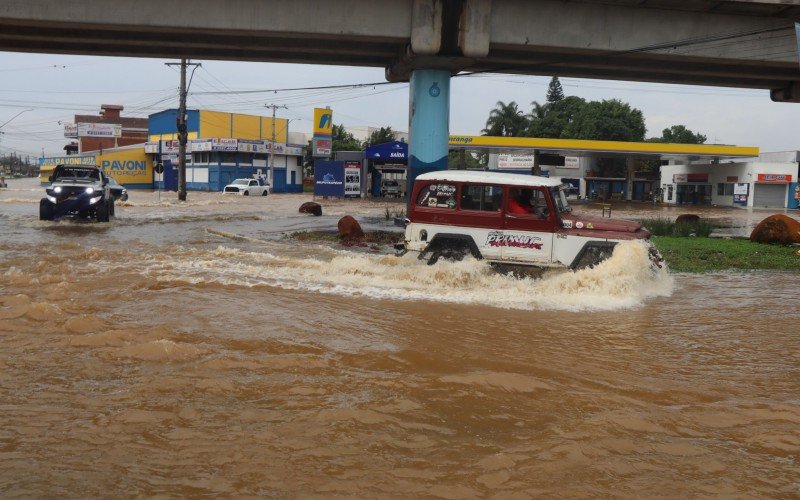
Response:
[332,124,362,151]
[546,76,565,103]
[362,126,397,148]
[527,96,587,138]
[482,100,528,137]
[563,99,646,142]
[649,125,707,144]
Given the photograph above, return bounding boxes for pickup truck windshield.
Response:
[54,168,100,181]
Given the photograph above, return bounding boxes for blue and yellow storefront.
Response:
[147,109,305,193]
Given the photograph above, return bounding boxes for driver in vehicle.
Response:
[508,188,534,214]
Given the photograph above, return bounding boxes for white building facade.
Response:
[660,152,798,209]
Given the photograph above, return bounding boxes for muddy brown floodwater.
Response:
[1,178,799,497]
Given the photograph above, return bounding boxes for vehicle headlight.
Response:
[53,186,62,193]
[89,195,102,204]
[46,195,57,203]
[85,187,94,194]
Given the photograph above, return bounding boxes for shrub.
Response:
[640,217,715,237]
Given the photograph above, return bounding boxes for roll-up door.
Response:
[752,183,786,208]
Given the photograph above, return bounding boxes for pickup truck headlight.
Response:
[46,195,57,203]
[53,186,62,193]
[85,187,94,194]
[89,195,102,204]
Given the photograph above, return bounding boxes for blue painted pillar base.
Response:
[408,69,450,201]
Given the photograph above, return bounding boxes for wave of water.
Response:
[141,240,673,311]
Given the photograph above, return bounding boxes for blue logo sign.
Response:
[429,82,440,98]
[318,114,331,130]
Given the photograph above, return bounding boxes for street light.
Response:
[0,108,34,131]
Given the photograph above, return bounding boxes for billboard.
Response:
[313,160,344,197]
[78,123,122,138]
[63,123,78,138]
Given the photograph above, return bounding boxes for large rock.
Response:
[750,214,800,245]
[675,214,700,224]
[337,215,364,240]
[299,201,322,216]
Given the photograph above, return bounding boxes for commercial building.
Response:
[39,143,153,188]
[64,104,148,153]
[661,152,799,209]
[146,109,305,192]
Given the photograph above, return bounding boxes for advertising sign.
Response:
[344,161,361,198]
[673,174,687,183]
[313,160,344,197]
[313,108,333,137]
[564,156,580,169]
[77,123,121,138]
[726,176,739,183]
[757,173,792,183]
[63,123,78,138]
[497,155,534,170]
[734,183,749,195]
[144,141,160,154]
[313,138,332,157]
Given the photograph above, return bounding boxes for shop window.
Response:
[416,183,456,209]
[717,183,724,196]
[219,152,237,163]
[461,185,503,211]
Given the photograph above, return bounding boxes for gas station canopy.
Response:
[448,135,758,161]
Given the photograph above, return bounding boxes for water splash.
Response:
[142,240,673,311]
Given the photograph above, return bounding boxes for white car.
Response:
[223,178,270,196]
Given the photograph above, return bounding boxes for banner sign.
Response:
[344,161,361,198]
[674,173,708,183]
[78,123,121,138]
[497,155,534,170]
[757,173,792,183]
[39,155,96,167]
[313,160,344,197]
[726,176,739,183]
[734,183,749,195]
[673,174,687,183]
[63,123,78,138]
[144,141,160,153]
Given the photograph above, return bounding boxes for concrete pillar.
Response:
[408,68,450,199]
[626,157,635,201]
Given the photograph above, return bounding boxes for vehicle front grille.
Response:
[224,187,239,193]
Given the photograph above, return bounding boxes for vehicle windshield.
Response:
[551,186,571,213]
[54,167,100,182]
[232,179,249,185]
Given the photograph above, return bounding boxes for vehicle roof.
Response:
[415,170,563,188]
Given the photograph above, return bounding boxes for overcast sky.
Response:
[0,50,797,159]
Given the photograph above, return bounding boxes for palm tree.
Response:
[482,100,528,137]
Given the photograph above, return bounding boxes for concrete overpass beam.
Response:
[411,0,442,55]
[459,0,492,58]
[770,82,800,102]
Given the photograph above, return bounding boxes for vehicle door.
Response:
[501,187,555,263]
[249,179,260,194]
[457,183,504,260]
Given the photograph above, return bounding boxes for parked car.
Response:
[40,164,115,222]
[381,180,401,197]
[396,170,662,269]
[223,178,270,196]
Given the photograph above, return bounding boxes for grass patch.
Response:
[653,236,800,273]
[640,217,715,237]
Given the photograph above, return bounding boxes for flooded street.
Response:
[1,178,799,497]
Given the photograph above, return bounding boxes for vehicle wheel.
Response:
[39,199,54,221]
[261,190,268,197]
[243,191,249,196]
[96,199,110,222]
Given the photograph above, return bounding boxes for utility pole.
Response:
[166,59,200,201]
[265,104,287,186]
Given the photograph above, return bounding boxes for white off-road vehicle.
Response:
[397,170,661,269]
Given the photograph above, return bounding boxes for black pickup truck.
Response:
[40,164,125,222]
